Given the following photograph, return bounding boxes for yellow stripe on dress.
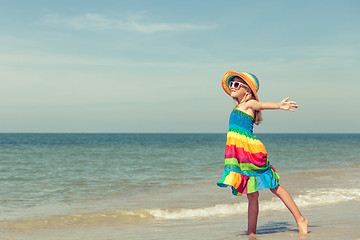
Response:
[226,132,267,154]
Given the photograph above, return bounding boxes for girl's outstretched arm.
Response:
[247,97,298,112]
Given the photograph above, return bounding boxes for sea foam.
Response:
[1,188,359,231]
[146,188,360,220]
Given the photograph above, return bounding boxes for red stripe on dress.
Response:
[225,145,268,166]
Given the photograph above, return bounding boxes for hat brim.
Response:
[221,70,259,101]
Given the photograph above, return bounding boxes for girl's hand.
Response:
[279,97,298,112]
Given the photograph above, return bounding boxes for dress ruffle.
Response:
[217,109,280,196]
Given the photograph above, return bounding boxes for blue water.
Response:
[0,133,359,222]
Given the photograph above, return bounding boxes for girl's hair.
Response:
[254,110,263,125]
[233,97,263,125]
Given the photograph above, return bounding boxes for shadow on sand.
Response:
[256,221,297,234]
[236,221,316,239]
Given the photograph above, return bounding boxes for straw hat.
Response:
[221,70,260,101]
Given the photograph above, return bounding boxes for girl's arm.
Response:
[247,97,298,112]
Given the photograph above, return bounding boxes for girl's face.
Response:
[229,77,251,100]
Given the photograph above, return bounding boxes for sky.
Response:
[0,0,359,133]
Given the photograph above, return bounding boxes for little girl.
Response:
[217,71,308,235]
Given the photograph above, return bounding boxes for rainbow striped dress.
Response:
[217,109,280,196]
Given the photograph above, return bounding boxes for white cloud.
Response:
[41,13,216,33]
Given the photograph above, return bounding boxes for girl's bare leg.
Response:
[247,191,259,235]
[270,185,309,234]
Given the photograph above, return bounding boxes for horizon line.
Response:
[0,132,359,134]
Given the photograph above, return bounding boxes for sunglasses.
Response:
[229,81,248,90]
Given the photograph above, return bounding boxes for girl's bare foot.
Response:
[297,217,309,234]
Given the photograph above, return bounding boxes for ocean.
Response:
[0,133,359,239]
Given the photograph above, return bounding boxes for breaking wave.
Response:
[1,188,359,231]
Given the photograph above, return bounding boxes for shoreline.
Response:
[1,199,359,240]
